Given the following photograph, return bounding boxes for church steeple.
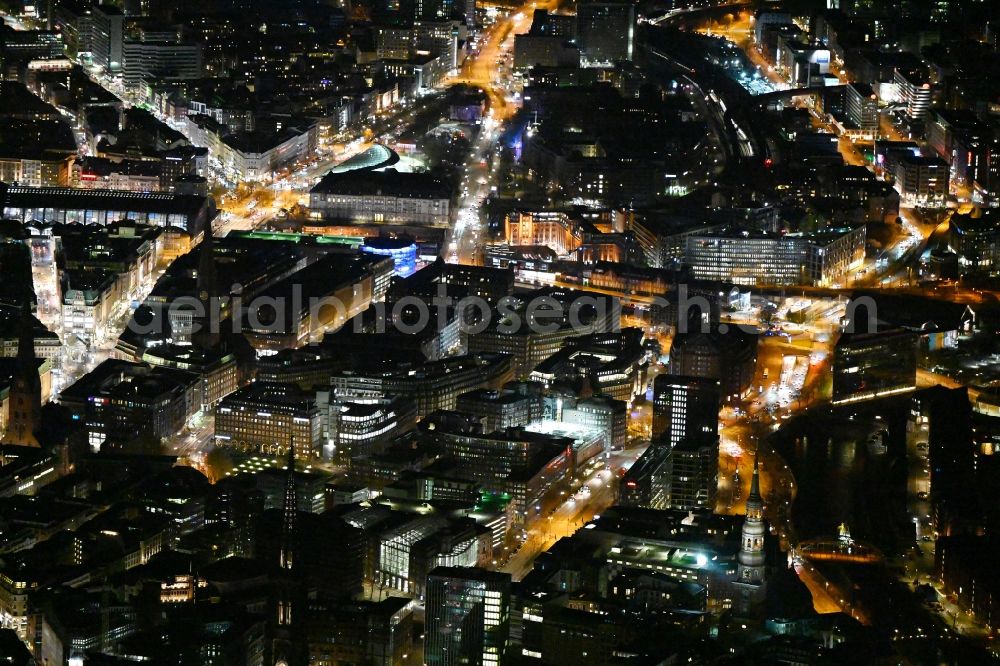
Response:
[280,443,297,572]
[2,304,41,447]
[275,443,297,635]
[15,304,35,368]
[737,449,766,586]
[196,224,219,303]
[192,225,221,349]
[746,449,763,520]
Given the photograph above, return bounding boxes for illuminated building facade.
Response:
[61,271,121,347]
[504,211,584,256]
[309,170,451,226]
[455,387,544,432]
[121,40,203,86]
[894,154,950,206]
[425,566,511,666]
[0,184,215,236]
[73,157,163,192]
[318,393,418,464]
[683,226,866,286]
[618,443,670,509]
[0,151,73,188]
[122,341,243,411]
[832,329,917,404]
[59,359,202,451]
[217,124,315,183]
[949,210,1000,273]
[429,427,573,525]
[214,382,322,460]
[238,254,387,352]
[841,82,878,140]
[652,374,719,448]
[377,517,487,596]
[733,454,767,614]
[667,329,757,400]
[0,571,36,642]
[467,289,621,379]
[665,437,719,511]
[894,67,931,122]
[331,353,513,417]
[361,236,418,277]
[387,261,515,306]
[530,345,645,403]
[560,395,627,451]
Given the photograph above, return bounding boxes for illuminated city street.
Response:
[2,0,1000,662]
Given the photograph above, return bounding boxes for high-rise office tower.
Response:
[575,0,634,66]
[92,4,123,72]
[894,66,931,122]
[845,82,878,136]
[665,436,718,510]
[652,374,720,448]
[425,567,511,666]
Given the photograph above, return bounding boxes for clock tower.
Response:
[734,450,767,613]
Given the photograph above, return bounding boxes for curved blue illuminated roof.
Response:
[361,236,416,250]
[328,143,400,174]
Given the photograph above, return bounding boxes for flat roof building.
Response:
[832,329,917,405]
[895,154,950,207]
[683,225,866,287]
[214,382,322,460]
[309,169,451,226]
[59,358,202,452]
[668,328,757,401]
[317,392,418,464]
[0,184,215,236]
[576,0,634,66]
[238,253,391,352]
[331,353,513,418]
[949,210,1000,274]
[456,387,544,432]
[467,288,621,379]
[429,426,573,525]
[665,436,719,511]
[618,443,670,510]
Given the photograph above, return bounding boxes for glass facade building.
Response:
[683,226,866,286]
[652,374,720,448]
[425,566,511,666]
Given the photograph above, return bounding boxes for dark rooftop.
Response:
[218,381,315,411]
[0,118,77,161]
[312,168,451,199]
[0,184,215,219]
